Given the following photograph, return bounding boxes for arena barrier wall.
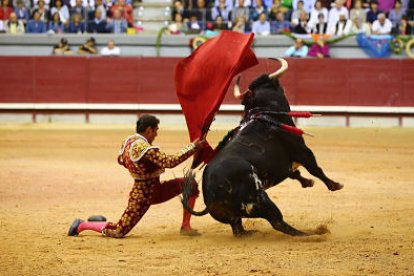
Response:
[0,57,413,127]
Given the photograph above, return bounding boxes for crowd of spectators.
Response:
[167,0,414,35]
[0,0,412,35]
[0,0,134,34]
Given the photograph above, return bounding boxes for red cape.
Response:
[175,31,258,167]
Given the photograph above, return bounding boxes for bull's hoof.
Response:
[301,179,314,188]
[88,215,107,222]
[233,230,258,238]
[329,182,344,191]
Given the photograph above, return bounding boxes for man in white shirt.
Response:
[327,0,349,32]
[371,13,392,34]
[328,13,352,36]
[101,39,121,56]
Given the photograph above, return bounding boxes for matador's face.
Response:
[145,126,159,144]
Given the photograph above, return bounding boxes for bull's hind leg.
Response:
[289,170,314,188]
[296,147,343,191]
[256,191,308,236]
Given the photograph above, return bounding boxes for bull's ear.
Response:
[268,58,288,79]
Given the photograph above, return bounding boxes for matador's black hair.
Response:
[136,114,160,133]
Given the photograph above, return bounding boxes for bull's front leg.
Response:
[294,147,344,191]
[288,169,314,188]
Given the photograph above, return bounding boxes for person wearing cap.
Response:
[78,37,97,54]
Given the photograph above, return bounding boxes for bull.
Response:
[182,58,343,237]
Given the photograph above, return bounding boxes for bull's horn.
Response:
[268,58,288,79]
[233,76,244,99]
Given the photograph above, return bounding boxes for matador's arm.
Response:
[144,143,197,169]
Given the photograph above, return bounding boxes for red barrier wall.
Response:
[1,57,413,107]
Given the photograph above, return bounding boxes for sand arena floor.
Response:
[0,124,413,276]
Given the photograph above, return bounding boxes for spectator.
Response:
[168,13,188,34]
[70,0,87,20]
[399,15,414,35]
[14,0,29,25]
[33,0,50,8]
[292,10,310,33]
[308,36,330,58]
[270,11,290,33]
[53,37,72,55]
[291,0,306,23]
[212,0,231,21]
[87,9,107,33]
[187,15,202,33]
[91,0,107,20]
[0,0,14,22]
[78,37,97,55]
[350,0,367,32]
[377,0,394,13]
[252,11,270,34]
[110,0,133,27]
[212,14,227,30]
[308,0,327,27]
[327,0,349,32]
[232,15,246,32]
[250,0,267,22]
[311,12,328,34]
[66,13,85,33]
[328,13,352,35]
[48,10,64,32]
[191,0,212,23]
[26,10,46,32]
[106,8,127,33]
[366,0,381,24]
[284,38,308,57]
[31,0,49,24]
[231,0,249,22]
[101,39,121,56]
[254,0,272,10]
[389,0,404,34]
[12,0,31,9]
[50,0,70,24]
[371,12,392,34]
[292,0,315,13]
[171,0,189,21]
[213,0,233,11]
[4,12,25,34]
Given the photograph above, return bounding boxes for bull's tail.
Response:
[181,170,209,216]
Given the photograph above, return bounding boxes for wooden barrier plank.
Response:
[0,57,34,103]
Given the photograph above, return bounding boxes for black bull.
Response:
[182,61,344,237]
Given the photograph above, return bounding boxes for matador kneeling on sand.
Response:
[68,114,204,238]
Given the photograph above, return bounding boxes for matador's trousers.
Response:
[102,178,199,238]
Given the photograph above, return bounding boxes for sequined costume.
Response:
[102,133,199,238]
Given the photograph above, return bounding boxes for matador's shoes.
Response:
[87,215,107,222]
[68,218,84,236]
[180,227,202,237]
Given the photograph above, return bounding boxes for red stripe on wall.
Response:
[0,57,413,107]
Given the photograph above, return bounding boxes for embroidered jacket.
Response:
[118,134,196,180]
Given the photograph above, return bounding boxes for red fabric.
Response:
[175,31,258,166]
